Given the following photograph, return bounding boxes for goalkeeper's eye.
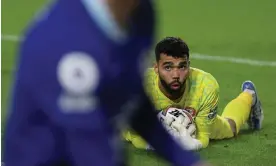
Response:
[178,64,187,70]
[164,66,171,71]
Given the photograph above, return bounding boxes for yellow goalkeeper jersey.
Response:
[124,67,219,149]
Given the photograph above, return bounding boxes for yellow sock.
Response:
[221,92,253,134]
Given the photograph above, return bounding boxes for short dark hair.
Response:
[155,37,189,61]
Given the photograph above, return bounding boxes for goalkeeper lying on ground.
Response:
[123,37,264,150]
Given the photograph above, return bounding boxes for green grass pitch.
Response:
[2,0,276,165]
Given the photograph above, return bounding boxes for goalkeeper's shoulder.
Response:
[143,67,158,92]
[144,67,156,79]
[190,67,219,91]
[204,71,219,89]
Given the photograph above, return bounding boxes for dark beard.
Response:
[159,77,184,98]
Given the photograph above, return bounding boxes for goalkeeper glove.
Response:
[171,121,202,151]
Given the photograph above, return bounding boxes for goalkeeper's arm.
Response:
[195,82,219,149]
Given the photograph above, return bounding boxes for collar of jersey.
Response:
[81,0,128,44]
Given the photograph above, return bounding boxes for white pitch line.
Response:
[1,34,23,42]
[2,34,276,67]
[192,53,276,67]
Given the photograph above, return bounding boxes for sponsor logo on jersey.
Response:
[57,52,99,113]
[208,106,218,119]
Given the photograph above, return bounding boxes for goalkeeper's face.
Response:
[155,53,189,96]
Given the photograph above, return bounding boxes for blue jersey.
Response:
[4,0,201,166]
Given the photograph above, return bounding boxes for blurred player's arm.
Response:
[195,77,219,149]
[121,68,159,150]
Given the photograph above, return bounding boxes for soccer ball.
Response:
[157,107,196,138]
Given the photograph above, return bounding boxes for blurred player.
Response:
[3,0,210,166]
[124,37,264,150]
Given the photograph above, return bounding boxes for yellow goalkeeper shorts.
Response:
[210,115,234,140]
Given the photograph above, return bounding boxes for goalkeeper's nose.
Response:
[172,69,180,79]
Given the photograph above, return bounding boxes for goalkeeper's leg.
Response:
[210,90,252,139]
[220,80,263,136]
[221,91,252,135]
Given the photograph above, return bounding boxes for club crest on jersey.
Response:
[57,52,100,113]
[184,107,197,117]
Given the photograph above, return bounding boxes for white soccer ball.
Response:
[157,107,196,138]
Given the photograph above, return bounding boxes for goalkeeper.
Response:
[123,37,264,150]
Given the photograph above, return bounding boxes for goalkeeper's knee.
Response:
[225,118,237,136]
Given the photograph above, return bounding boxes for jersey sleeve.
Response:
[143,68,156,98]
[195,73,219,148]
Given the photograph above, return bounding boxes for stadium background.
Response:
[1,0,276,165]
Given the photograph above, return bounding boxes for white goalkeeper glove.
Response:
[171,121,202,151]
